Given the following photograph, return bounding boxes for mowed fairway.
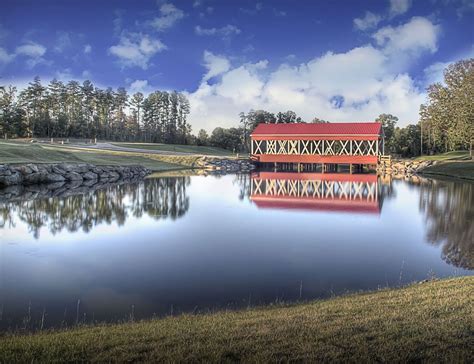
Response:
[416,150,471,161]
[0,277,472,362]
[0,141,187,171]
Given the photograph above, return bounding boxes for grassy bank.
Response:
[1,277,473,362]
[113,142,233,156]
[414,151,474,180]
[421,160,474,181]
[0,141,195,171]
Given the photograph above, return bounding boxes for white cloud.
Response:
[195,25,241,38]
[15,42,46,58]
[187,17,443,132]
[14,41,48,69]
[84,44,92,54]
[240,2,263,15]
[150,3,184,31]
[55,68,74,81]
[82,70,92,79]
[354,11,382,31]
[273,9,287,17]
[423,61,450,85]
[0,47,14,64]
[113,10,124,36]
[202,51,231,81]
[373,17,440,58]
[455,0,474,17]
[54,31,72,53]
[389,0,412,17]
[129,79,152,93]
[108,33,166,69]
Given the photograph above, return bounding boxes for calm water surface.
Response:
[0,172,472,330]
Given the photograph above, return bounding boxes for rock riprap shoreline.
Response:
[197,158,256,172]
[377,159,438,177]
[0,163,151,187]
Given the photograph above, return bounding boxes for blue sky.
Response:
[1,0,473,131]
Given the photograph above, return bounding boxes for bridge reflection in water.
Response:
[250,172,382,214]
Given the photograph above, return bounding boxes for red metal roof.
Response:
[251,122,382,136]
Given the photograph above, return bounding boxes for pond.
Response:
[0,172,473,330]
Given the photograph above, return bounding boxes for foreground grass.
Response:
[1,277,473,362]
[0,141,188,171]
[113,142,233,156]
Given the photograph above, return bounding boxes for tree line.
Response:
[196,109,327,152]
[378,58,473,157]
[0,77,191,144]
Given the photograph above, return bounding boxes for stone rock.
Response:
[48,173,66,182]
[65,172,83,181]
[14,165,33,175]
[0,172,22,186]
[58,163,80,173]
[83,171,99,180]
[108,171,120,180]
[0,163,151,187]
[52,165,67,175]
[24,172,49,184]
[46,181,66,190]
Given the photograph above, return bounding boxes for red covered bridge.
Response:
[250,122,384,167]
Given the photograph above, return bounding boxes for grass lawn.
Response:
[1,277,473,362]
[113,142,234,156]
[0,141,186,171]
[416,150,472,161]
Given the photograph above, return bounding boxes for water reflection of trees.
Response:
[234,173,251,200]
[0,177,190,239]
[418,179,473,270]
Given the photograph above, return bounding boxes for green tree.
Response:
[375,113,398,154]
[210,127,243,152]
[419,58,473,156]
[311,117,329,123]
[197,129,209,146]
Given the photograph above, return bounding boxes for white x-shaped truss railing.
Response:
[252,139,380,156]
